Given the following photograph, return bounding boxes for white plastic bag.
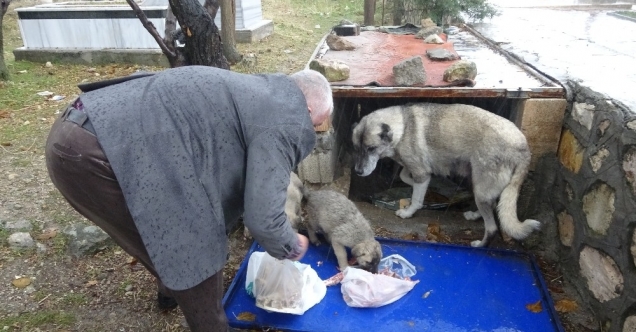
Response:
[341,258,419,308]
[245,252,326,315]
[378,254,417,280]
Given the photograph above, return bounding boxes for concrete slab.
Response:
[13,47,169,67]
[473,0,636,110]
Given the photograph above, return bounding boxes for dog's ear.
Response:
[379,123,392,142]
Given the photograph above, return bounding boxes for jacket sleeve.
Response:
[242,128,301,259]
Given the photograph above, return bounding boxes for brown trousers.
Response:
[45,108,230,332]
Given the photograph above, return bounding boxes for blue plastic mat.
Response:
[223,238,564,332]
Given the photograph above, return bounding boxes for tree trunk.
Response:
[170,0,229,69]
[392,0,404,26]
[220,0,242,65]
[0,0,11,81]
[364,0,375,26]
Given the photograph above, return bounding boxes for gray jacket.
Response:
[80,66,316,290]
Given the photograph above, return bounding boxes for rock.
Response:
[590,147,610,173]
[426,48,459,61]
[423,34,444,44]
[62,224,112,257]
[572,102,595,131]
[558,129,584,174]
[309,59,350,82]
[339,19,354,25]
[8,232,35,250]
[582,182,615,235]
[623,146,636,195]
[579,246,623,303]
[326,34,356,51]
[598,119,610,136]
[45,62,53,68]
[557,211,574,247]
[2,219,32,231]
[416,26,443,39]
[125,284,133,292]
[627,120,636,131]
[36,243,47,254]
[420,18,436,28]
[393,56,427,86]
[443,60,477,82]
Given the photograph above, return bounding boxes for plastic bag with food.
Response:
[245,252,327,315]
[340,256,419,308]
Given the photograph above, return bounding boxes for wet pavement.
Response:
[471,0,636,110]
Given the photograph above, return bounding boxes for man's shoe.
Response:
[157,292,178,310]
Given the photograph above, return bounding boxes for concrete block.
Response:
[297,148,337,184]
[518,98,567,170]
[13,47,169,67]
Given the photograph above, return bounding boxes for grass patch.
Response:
[0,311,75,329]
[61,293,88,306]
[616,11,636,19]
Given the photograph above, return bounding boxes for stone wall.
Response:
[543,81,636,332]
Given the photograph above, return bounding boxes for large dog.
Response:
[303,189,382,273]
[351,103,541,247]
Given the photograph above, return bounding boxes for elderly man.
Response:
[45,66,333,332]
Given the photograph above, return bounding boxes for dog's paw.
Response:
[396,208,414,219]
[470,240,485,247]
[463,211,482,221]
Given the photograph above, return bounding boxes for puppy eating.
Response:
[303,189,382,273]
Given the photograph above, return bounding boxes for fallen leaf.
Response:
[186,27,192,37]
[1,142,11,146]
[0,111,10,119]
[554,299,578,313]
[85,280,98,287]
[36,228,58,241]
[128,257,138,265]
[12,277,32,288]
[236,312,256,322]
[526,300,543,313]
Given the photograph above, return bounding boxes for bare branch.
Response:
[125,0,176,59]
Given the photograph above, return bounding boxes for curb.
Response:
[608,12,636,23]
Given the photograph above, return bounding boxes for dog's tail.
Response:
[497,159,541,240]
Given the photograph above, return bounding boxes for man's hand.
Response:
[288,233,309,261]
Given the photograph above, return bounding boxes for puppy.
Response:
[303,189,382,273]
[243,172,304,238]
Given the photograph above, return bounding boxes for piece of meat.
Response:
[323,272,344,286]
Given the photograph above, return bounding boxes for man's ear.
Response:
[379,123,392,142]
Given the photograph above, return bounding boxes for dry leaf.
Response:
[1,142,11,146]
[236,312,256,322]
[36,228,58,241]
[186,27,192,37]
[12,277,32,288]
[128,257,138,265]
[526,300,543,313]
[0,111,10,119]
[554,299,578,313]
[85,280,98,287]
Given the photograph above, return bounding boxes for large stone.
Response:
[590,147,610,173]
[623,146,636,195]
[557,211,574,246]
[582,182,615,235]
[393,56,427,86]
[8,232,35,249]
[63,224,112,257]
[326,34,356,51]
[443,60,477,82]
[420,18,436,28]
[579,246,623,303]
[423,34,444,44]
[557,129,584,174]
[416,26,443,39]
[572,102,595,131]
[2,219,32,231]
[309,59,350,82]
[624,316,636,332]
[426,48,459,61]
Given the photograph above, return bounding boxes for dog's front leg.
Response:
[332,242,349,271]
[396,169,431,219]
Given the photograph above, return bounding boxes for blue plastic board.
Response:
[223,238,564,332]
